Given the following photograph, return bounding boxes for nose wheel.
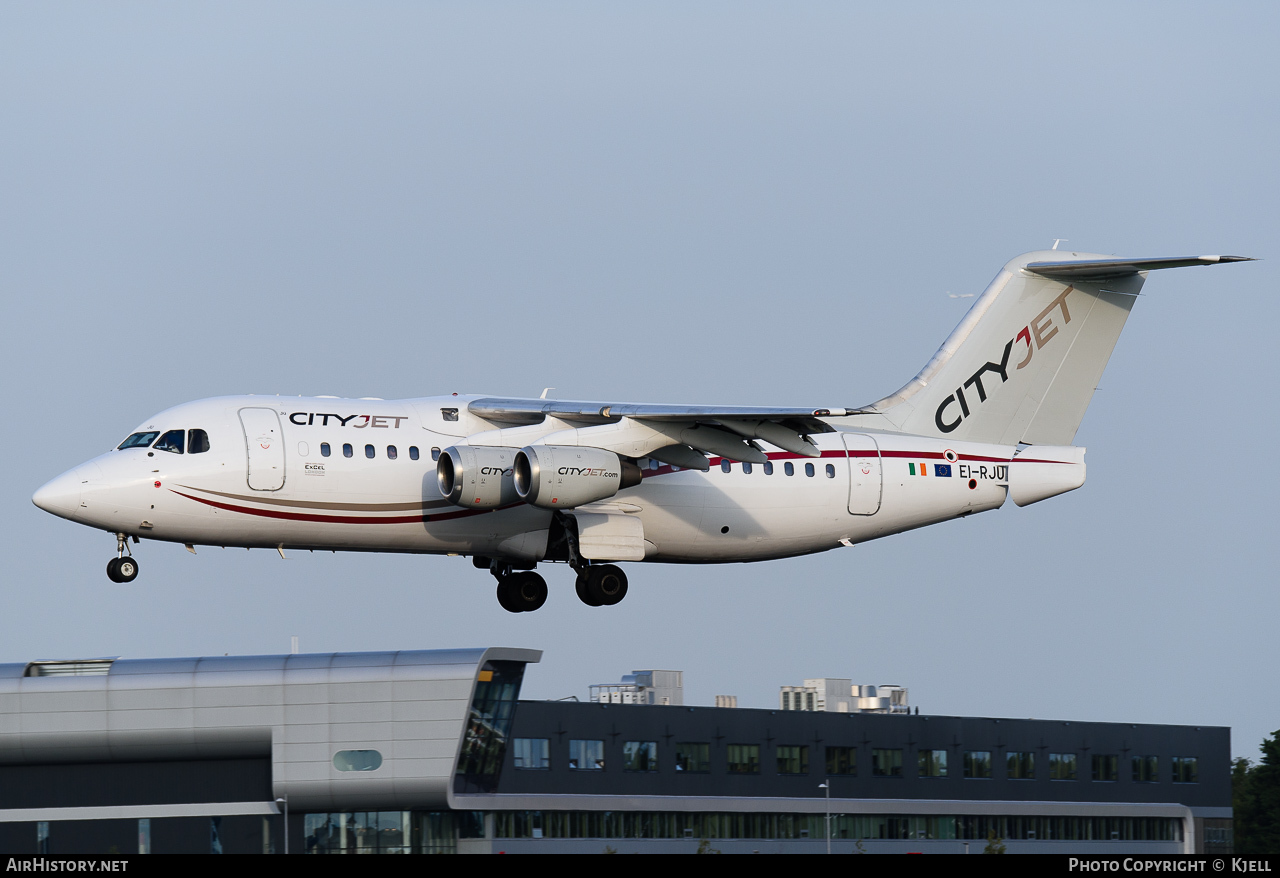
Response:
[107,532,140,583]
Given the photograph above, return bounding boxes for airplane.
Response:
[32,250,1251,612]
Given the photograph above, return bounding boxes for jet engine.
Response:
[437,445,520,509]
[513,446,643,509]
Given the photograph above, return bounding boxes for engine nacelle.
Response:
[513,445,642,509]
[437,445,520,509]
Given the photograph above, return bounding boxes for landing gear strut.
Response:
[486,560,548,613]
[575,564,628,607]
[106,533,139,583]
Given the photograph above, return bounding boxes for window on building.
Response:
[320,442,331,458]
[727,744,760,774]
[1132,755,1159,783]
[826,746,857,776]
[333,750,383,772]
[513,738,550,770]
[1050,753,1078,780]
[569,740,605,771]
[872,749,903,777]
[1092,754,1119,782]
[1173,757,1199,784]
[784,462,795,476]
[919,749,948,777]
[777,745,809,775]
[675,743,710,773]
[964,751,992,779]
[1007,751,1035,780]
[623,741,658,772]
[188,429,210,453]
[343,443,353,458]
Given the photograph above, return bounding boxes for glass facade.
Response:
[304,812,456,854]
[453,661,526,794]
[492,811,1183,843]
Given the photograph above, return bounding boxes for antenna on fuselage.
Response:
[540,387,555,399]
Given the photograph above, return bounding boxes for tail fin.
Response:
[856,251,1251,445]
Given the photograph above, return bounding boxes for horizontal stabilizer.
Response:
[1026,255,1254,280]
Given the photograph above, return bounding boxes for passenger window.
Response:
[187,429,210,454]
[763,461,773,475]
[409,446,419,461]
[117,431,159,450]
[387,446,398,460]
[343,444,353,458]
[805,463,815,477]
[742,462,753,474]
[826,464,836,478]
[153,429,185,454]
[784,462,794,476]
[321,443,331,458]
[431,447,441,461]
[721,460,731,473]
[365,444,375,459]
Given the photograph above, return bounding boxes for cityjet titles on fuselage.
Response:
[287,413,409,428]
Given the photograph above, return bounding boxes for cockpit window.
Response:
[188,429,210,454]
[118,432,160,450]
[153,429,185,454]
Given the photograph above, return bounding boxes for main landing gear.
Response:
[477,556,629,612]
[575,564,628,607]
[106,533,140,583]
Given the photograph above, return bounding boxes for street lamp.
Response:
[275,795,289,855]
[818,781,830,854]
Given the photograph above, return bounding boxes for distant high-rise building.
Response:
[714,695,737,709]
[780,678,908,714]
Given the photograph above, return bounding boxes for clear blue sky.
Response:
[3,2,1276,759]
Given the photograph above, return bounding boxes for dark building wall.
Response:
[502,701,1231,808]
[0,758,272,810]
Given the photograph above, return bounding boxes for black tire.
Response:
[495,579,521,613]
[575,571,602,607]
[115,556,140,583]
[106,558,123,583]
[586,565,628,606]
[508,572,548,612]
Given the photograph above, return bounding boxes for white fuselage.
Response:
[35,394,1020,564]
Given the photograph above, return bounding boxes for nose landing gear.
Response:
[106,533,140,583]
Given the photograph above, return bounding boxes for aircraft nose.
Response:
[32,466,94,520]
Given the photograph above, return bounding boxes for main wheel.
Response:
[575,570,602,607]
[508,572,548,612]
[586,565,628,606]
[106,558,123,583]
[497,572,548,613]
[115,556,140,583]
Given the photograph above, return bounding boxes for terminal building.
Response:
[0,648,1232,854]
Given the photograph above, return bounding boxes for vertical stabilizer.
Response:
[855,251,1249,445]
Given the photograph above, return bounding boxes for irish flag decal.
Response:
[908,462,928,476]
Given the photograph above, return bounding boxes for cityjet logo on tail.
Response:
[934,287,1074,434]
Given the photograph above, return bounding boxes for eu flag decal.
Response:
[935,464,953,478]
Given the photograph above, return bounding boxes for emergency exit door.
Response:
[240,407,286,491]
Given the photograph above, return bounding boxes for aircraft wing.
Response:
[467,397,854,467]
